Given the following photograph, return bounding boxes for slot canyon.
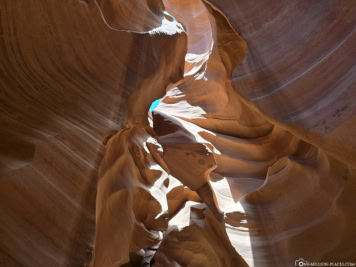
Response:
[0,0,355,266]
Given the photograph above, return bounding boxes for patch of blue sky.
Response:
[165,11,177,22]
[149,98,162,112]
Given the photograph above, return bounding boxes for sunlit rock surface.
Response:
[209,0,356,168]
[0,0,355,266]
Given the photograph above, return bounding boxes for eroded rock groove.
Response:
[91,1,355,266]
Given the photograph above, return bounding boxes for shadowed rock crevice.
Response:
[0,0,355,266]
[91,0,356,266]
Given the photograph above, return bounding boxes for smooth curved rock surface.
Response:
[209,0,356,167]
[0,0,185,266]
[92,0,356,266]
[0,0,355,266]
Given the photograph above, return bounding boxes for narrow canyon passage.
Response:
[91,1,355,267]
[0,0,355,266]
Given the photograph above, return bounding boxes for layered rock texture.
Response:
[0,0,355,266]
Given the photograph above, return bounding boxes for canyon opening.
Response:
[0,0,355,266]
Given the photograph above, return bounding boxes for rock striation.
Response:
[92,0,356,266]
[0,0,355,266]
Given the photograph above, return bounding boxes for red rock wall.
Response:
[0,0,185,266]
[0,0,355,266]
[209,0,356,167]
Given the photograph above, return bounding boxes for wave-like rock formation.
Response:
[0,0,355,266]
